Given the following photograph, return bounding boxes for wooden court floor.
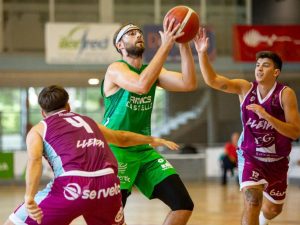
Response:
[1,181,299,225]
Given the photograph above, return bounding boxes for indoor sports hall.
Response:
[1,1,300,225]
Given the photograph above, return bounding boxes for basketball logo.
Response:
[63,183,81,200]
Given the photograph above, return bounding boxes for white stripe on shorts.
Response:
[254,156,284,162]
[59,168,114,177]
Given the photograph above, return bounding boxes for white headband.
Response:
[115,24,141,45]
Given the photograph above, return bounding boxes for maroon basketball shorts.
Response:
[10,168,125,225]
[238,150,289,204]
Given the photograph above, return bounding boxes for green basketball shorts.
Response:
[110,146,177,198]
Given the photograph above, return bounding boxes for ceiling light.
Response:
[88,78,100,85]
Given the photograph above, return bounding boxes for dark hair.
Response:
[38,85,69,113]
[256,51,283,71]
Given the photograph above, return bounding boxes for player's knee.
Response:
[151,174,194,211]
[154,187,194,211]
[272,206,282,216]
[171,194,194,211]
[244,188,263,207]
[264,205,283,218]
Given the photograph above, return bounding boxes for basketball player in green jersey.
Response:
[101,19,197,225]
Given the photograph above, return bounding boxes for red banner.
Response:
[233,25,300,62]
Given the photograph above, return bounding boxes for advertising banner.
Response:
[46,23,121,64]
[233,25,300,62]
[0,152,14,179]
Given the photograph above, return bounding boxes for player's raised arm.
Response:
[98,124,179,151]
[157,6,199,92]
[104,20,184,96]
[193,28,251,97]
[157,42,198,92]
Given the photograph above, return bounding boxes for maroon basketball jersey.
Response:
[42,110,118,176]
[240,82,292,161]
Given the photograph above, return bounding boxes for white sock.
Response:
[259,211,270,225]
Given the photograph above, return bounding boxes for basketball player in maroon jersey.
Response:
[4,85,178,225]
[194,28,300,225]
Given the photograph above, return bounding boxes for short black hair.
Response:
[38,85,69,113]
[256,51,283,71]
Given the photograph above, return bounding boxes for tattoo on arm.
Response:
[220,84,228,90]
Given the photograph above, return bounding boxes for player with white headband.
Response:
[114,24,142,46]
[101,20,201,225]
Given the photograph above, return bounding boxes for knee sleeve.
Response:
[151,174,194,211]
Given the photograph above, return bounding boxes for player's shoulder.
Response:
[106,61,130,75]
[108,60,128,69]
[27,122,44,138]
[282,86,296,98]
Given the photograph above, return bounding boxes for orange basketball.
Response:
[163,5,200,43]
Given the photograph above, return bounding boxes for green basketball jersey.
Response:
[101,60,157,151]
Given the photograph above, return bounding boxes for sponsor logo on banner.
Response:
[46,23,120,64]
[233,25,300,62]
[0,152,14,179]
[0,162,8,171]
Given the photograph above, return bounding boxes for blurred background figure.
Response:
[220,132,239,185]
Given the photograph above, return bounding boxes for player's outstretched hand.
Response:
[151,138,179,151]
[193,27,209,53]
[25,196,43,224]
[159,18,184,49]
